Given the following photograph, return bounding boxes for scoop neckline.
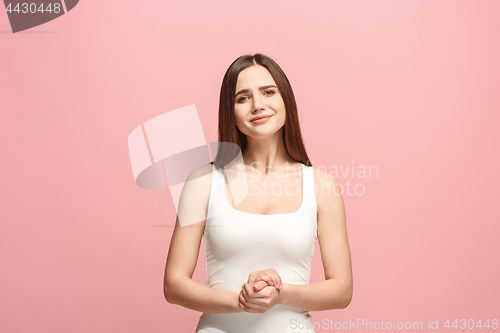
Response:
[221,163,305,217]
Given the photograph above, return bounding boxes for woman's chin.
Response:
[244,129,282,139]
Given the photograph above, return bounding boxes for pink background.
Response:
[1,0,499,332]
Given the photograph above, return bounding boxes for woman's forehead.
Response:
[236,65,276,89]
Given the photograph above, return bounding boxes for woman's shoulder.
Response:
[177,162,215,227]
[183,162,215,201]
[310,166,343,216]
[310,165,339,185]
[186,162,214,181]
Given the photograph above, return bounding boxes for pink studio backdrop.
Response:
[1,1,499,332]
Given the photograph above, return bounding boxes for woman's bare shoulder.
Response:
[176,162,214,227]
[311,166,340,187]
[186,162,214,181]
[184,162,214,201]
[311,166,343,216]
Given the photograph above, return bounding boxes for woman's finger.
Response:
[247,269,283,292]
[253,280,268,292]
[256,271,282,290]
[267,268,283,289]
[253,273,274,286]
[246,283,274,299]
[242,283,262,304]
[240,289,265,313]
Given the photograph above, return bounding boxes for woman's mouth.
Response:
[251,115,272,123]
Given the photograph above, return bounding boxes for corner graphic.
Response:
[3,0,78,33]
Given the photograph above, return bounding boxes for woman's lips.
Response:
[251,115,272,123]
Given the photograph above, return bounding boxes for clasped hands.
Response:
[238,268,284,313]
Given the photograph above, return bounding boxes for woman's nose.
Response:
[252,94,264,110]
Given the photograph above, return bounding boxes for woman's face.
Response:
[233,65,286,139]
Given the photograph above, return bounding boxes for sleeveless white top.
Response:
[195,163,318,333]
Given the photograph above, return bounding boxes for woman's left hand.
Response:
[238,282,283,313]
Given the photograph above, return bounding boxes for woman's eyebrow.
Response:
[235,85,277,98]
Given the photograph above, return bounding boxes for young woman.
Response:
[163,53,353,333]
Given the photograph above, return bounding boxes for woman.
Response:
[163,53,353,333]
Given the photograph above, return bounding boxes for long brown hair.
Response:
[213,53,312,168]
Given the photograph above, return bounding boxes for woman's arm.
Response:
[164,217,244,314]
[163,163,245,314]
[279,169,353,311]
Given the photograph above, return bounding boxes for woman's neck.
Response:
[239,128,298,174]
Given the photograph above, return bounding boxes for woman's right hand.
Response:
[247,268,283,292]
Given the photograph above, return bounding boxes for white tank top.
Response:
[196,163,318,333]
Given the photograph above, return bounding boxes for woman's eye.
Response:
[237,91,274,103]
